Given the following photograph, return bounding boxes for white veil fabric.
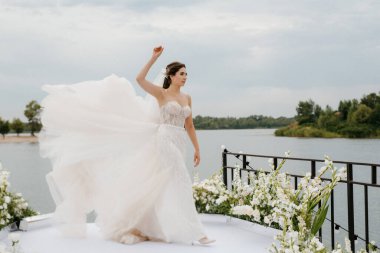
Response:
[39,71,169,237]
[144,68,167,119]
[153,68,167,88]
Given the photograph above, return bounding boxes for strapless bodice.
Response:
[159,101,191,127]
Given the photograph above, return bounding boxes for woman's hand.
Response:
[152,46,164,59]
[194,149,201,167]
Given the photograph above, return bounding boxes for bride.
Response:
[39,46,215,245]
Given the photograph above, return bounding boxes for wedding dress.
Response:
[39,74,207,244]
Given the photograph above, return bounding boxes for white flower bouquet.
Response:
[192,171,232,214]
[0,162,38,231]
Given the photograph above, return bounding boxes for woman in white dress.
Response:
[39,46,215,245]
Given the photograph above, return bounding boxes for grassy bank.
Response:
[275,123,380,138]
[275,124,342,138]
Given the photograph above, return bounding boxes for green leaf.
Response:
[311,199,329,236]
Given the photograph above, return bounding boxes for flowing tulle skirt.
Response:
[39,75,206,244]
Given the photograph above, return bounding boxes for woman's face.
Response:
[170,67,187,86]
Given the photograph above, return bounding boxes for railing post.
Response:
[222,149,227,186]
[311,160,316,178]
[273,157,278,170]
[311,160,321,239]
[318,201,322,240]
[241,155,246,180]
[331,190,335,249]
[372,165,377,184]
[365,185,369,252]
[347,163,355,251]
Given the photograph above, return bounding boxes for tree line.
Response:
[275,92,380,138]
[193,115,294,129]
[0,100,42,138]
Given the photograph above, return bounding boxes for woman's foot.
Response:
[119,229,148,244]
[198,236,216,244]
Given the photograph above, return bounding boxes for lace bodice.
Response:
[159,101,191,127]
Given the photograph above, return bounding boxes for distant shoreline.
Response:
[0,135,38,143]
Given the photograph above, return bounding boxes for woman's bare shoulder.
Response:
[180,92,191,99]
[181,92,192,105]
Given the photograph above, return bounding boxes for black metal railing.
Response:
[222,149,380,252]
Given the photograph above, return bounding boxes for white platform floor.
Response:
[16,214,279,253]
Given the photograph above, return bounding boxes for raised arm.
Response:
[136,46,165,100]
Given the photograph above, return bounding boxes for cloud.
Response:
[0,1,379,120]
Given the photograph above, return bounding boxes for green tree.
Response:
[0,118,10,139]
[360,92,380,109]
[347,99,359,124]
[338,100,352,121]
[314,104,322,120]
[351,104,372,124]
[296,99,318,125]
[24,100,42,136]
[369,104,380,125]
[10,118,24,136]
[317,105,340,131]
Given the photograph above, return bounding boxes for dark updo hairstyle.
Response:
[163,61,186,89]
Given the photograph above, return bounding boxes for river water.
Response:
[0,129,379,248]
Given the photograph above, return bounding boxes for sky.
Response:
[0,0,379,121]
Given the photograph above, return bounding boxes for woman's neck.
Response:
[167,85,181,95]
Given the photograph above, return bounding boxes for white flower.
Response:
[252,208,261,222]
[286,231,298,244]
[250,196,259,206]
[264,216,271,224]
[312,237,325,251]
[344,237,352,253]
[215,196,228,205]
[337,167,347,180]
[278,217,285,228]
[284,151,290,157]
[232,205,254,216]
[4,196,11,204]
[331,244,344,253]
[324,156,333,166]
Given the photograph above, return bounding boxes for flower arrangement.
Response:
[0,162,38,231]
[331,238,377,253]
[192,151,378,253]
[193,171,232,215]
